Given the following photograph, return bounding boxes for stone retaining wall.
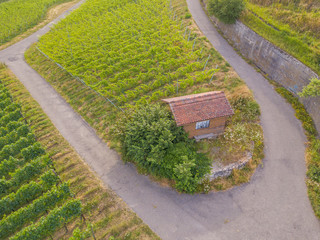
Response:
[209,153,252,180]
[202,1,320,133]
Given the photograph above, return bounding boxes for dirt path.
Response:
[0,0,319,239]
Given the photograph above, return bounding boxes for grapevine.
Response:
[38,0,216,110]
[0,0,73,45]
[0,170,59,218]
[0,182,71,239]
[10,199,81,240]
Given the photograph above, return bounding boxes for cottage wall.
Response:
[183,116,228,138]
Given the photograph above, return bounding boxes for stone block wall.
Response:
[203,2,320,133]
[209,153,252,180]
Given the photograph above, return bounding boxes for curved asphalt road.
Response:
[0,0,319,239]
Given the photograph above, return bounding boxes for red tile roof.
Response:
[163,91,234,126]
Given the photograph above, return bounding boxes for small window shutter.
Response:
[196,120,210,129]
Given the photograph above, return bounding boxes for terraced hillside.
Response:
[243,0,320,75]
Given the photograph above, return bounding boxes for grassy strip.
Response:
[1,66,159,239]
[273,85,320,219]
[240,2,320,75]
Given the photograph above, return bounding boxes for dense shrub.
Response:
[208,0,246,24]
[118,104,211,193]
[123,104,188,168]
[299,77,320,97]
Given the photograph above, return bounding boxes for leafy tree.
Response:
[123,104,188,170]
[119,104,211,193]
[208,0,246,24]
[299,77,320,97]
[173,156,198,194]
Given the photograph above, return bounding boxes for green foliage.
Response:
[0,78,82,238]
[0,157,21,179]
[307,179,320,219]
[123,104,188,169]
[0,108,22,127]
[121,104,211,193]
[173,156,198,193]
[11,199,81,240]
[0,182,71,239]
[162,142,210,180]
[308,165,320,183]
[6,121,24,132]
[185,13,192,19]
[0,155,51,196]
[21,142,46,161]
[37,0,216,107]
[208,0,246,24]
[0,133,36,161]
[69,226,92,240]
[0,170,59,218]
[0,125,31,151]
[299,77,320,97]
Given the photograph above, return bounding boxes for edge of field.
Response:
[0,0,81,51]
[1,66,160,239]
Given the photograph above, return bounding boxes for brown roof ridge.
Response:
[163,91,234,126]
[171,94,226,107]
[163,91,224,104]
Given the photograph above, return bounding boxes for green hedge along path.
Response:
[0,0,319,240]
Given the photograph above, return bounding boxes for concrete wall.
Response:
[209,152,252,180]
[203,2,320,133]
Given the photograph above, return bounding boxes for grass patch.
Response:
[0,65,159,239]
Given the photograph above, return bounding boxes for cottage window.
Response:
[195,120,210,129]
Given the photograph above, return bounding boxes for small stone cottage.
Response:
[163,91,234,140]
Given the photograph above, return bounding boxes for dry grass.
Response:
[0,65,159,239]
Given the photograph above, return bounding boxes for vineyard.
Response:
[0,63,160,239]
[33,0,263,191]
[0,72,82,239]
[0,0,72,45]
[38,0,222,110]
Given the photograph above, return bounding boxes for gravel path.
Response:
[0,0,319,239]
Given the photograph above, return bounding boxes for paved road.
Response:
[1,0,319,239]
